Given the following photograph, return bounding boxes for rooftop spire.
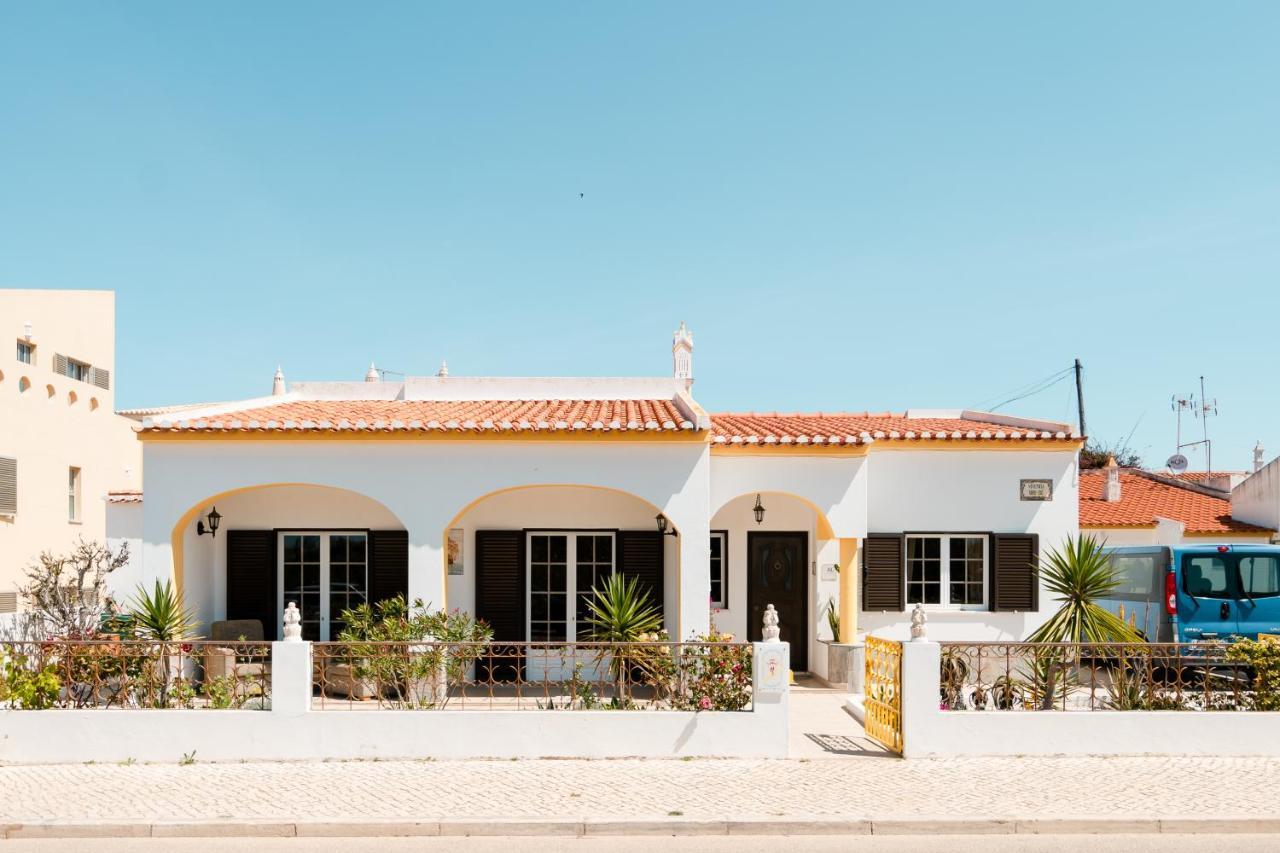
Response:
[437,360,449,378]
[365,362,379,383]
[272,365,285,396]
[672,321,693,389]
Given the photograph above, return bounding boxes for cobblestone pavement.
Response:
[2,755,1278,825]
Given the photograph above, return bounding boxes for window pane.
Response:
[348,535,366,563]
[1184,557,1231,598]
[302,535,320,562]
[1241,557,1280,598]
[284,535,301,563]
[550,536,566,562]
[576,536,594,562]
[532,536,548,563]
[329,535,347,562]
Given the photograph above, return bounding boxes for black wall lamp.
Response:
[752,494,766,525]
[197,506,222,538]
[655,513,679,537]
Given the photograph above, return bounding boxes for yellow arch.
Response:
[711,490,837,540]
[169,482,406,599]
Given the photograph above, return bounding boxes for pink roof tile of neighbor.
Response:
[1079,469,1272,534]
[707,412,1077,445]
[139,399,698,433]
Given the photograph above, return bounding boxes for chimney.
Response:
[271,365,286,396]
[1103,456,1122,502]
[365,362,379,383]
[672,321,694,389]
[437,360,449,378]
[1255,441,1266,474]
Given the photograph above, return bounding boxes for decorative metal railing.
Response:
[0,640,271,710]
[311,641,754,711]
[938,642,1266,712]
[864,636,903,753]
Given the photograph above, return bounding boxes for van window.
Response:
[1240,556,1280,598]
[1183,556,1232,599]
[1109,554,1161,599]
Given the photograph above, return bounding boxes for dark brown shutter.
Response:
[226,530,277,639]
[368,530,409,608]
[862,534,905,611]
[616,530,665,623]
[990,534,1040,612]
[475,530,525,682]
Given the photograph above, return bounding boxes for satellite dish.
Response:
[1166,454,1189,474]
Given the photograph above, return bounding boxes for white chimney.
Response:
[672,321,694,389]
[1103,456,1122,502]
[365,362,379,382]
[271,365,286,396]
[1255,441,1266,474]
[437,360,449,378]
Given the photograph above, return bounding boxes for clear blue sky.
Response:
[3,3,1278,471]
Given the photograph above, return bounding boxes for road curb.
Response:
[4,816,1280,839]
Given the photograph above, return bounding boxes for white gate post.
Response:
[271,602,313,717]
[899,638,940,758]
[752,604,790,758]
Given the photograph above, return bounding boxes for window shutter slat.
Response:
[54,353,68,377]
[91,366,110,390]
[0,591,16,614]
[616,530,665,624]
[474,530,525,682]
[368,530,408,608]
[226,530,278,639]
[990,534,1040,612]
[862,534,905,611]
[0,456,15,515]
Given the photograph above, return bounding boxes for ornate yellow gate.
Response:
[864,636,903,754]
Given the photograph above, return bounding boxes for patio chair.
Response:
[204,620,269,696]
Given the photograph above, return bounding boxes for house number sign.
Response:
[757,646,788,695]
[1019,479,1053,501]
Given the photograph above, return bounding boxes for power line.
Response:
[971,365,1074,411]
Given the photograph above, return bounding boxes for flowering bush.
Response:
[642,626,752,712]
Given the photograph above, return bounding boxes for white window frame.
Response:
[905,533,988,611]
[67,466,81,523]
[16,340,34,365]
[525,530,615,643]
[276,530,369,642]
[709,531,728,609]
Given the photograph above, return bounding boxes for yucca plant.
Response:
[129,579,199,642]
[1027,535,1143,644]
[584,573,664,700]
[825,598,841,643]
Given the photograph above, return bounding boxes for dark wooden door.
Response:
[747,531,808,671]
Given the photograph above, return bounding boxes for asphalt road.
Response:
[1,836,1274,852]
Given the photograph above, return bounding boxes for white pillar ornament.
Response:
[910,603,928,641]
[762,604,781,643]
[283,601,303,641]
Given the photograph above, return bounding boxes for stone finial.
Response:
[672,321,693,388]
[762,603,781,642]
[365,362,380,382]
[1103,455,1122,502]
[283,602,303,641]
[1255,441,1266,474]
[910,603,927,641]
[272,365,286,396]
[437,360,449,378]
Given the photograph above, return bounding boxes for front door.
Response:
[527,531,615,680]
[278,531,369,641]
[748,531,808,671]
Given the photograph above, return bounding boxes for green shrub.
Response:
[1227,638,1280,711]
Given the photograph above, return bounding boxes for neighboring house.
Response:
[0,289,142,611]
[110,325,1083,675]
[1080,462,1275,546]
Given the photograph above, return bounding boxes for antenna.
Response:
[1172,376,1217,472]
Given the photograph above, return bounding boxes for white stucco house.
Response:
[109,326,1084,679]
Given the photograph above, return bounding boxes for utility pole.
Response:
[1074,359,1087,439]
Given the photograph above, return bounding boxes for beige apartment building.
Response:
[0,289,141,612]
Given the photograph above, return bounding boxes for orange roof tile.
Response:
[1079,469,1271,534]
[708,412,1075,446]
[139,399,698,434]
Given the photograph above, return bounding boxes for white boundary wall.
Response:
[898,640,1280,757]
[0,642,788,764]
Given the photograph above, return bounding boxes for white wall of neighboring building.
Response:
[1084,524,1272,548]
[0,289,142,607]
[1233,457,1280,534]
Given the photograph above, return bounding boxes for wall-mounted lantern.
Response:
[197,506,222,538]
[752,494,766,525]
[655,513,679,537]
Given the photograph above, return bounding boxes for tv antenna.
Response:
[1171,376,1217,472]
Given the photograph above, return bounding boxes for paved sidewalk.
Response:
[3,755,1279,830]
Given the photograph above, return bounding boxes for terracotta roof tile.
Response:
[708,412,1075,445]
[140,399,698,434]
[1080,469,1271,534]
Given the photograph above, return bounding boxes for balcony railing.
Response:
[0,640,271,710]
[938,641,1258,712]
[312,641,755,711]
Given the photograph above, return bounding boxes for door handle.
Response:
[1220,602,1231,620]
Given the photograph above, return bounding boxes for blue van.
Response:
[1099,544,1280,643]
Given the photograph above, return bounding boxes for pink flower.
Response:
[699,696,712,710]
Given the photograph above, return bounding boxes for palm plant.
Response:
[1027,535,1142,644]
[129,579,199,642]
[584,573,663,700]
